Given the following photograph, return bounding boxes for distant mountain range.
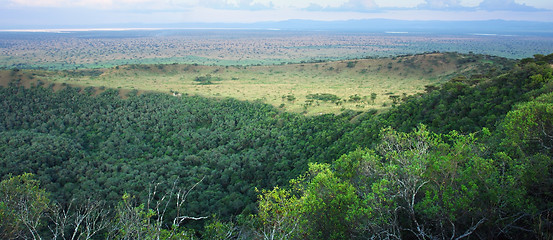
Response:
[179,19,553,35]
[5,19,553,35]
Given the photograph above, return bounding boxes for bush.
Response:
[194,74,221,85]
[306,93,341,103]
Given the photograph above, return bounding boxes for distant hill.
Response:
[243,19,553,35]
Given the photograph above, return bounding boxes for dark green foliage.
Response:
[502,92,553,155]
[0,84,355,226]
[194,74,221,85]
[0,173,50,240]
[1,53,553,238]
[348,94,361,102]
[259,123,552,239]
[0,131,84,200]
[388,95,400,104]
[306,93,341,103]
[520,53,553,65]
[346,61,357,68]
[283,94,296,102]
[382,56,552,134]
[370,93,377,103]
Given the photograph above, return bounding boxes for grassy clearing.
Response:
[1,53,499,115]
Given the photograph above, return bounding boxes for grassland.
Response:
[1,52,509,115]
[0,30,524,114]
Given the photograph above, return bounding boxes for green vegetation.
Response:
[306,93,341,103]
[0,173,50,239]
[0,52,516,115]
[194,74,222,85]
[1,53,552,239]
[346,61,357,68]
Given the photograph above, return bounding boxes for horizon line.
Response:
[1,18,552,32]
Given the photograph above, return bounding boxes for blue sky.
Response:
[1,0,553,28]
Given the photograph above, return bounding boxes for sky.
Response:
[1,0,553,28]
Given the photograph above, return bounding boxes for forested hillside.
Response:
[0,84,359,216]
[1,53,552,239]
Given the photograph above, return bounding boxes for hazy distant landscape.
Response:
[1,29,552,70]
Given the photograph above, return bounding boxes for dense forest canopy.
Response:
[1,53,552,239]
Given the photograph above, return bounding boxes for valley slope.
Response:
[1,53,552,239]
[0,52,514,115]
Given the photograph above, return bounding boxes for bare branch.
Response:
[176,215,209,221]
[454,218,486,240]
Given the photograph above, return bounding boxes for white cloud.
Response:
[249,0,304,9]
[10,0,70,7]
[8,0,195,9]
[303,0,378,12]
[199,0,273,10]
[374,0,422,8]
[415,0,545,11]
[418,0,464,9]
[179,7,377,22]
[479,0,541,11]
[3,0,553,25]
[459,0,481,7]
[341,0,378,9]
[518,0,553,10]
[6,0,551,11]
